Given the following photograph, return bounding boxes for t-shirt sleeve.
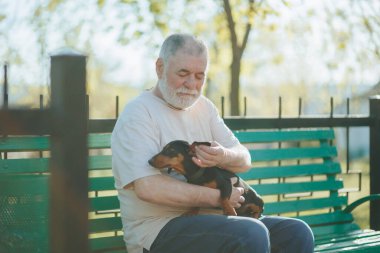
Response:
[111,103,161,189]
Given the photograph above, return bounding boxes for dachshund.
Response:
[148,140,264,218]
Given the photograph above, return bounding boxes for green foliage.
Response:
[149,0,168,32]
[46,0,65,11]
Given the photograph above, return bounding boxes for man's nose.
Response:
[184,75,198,89]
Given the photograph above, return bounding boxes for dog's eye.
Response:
[166,148,177,156]
[162,147,177,156]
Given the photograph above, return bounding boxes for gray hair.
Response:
[158,34,208,64]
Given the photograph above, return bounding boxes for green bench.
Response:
[1,128,380,252]
[235,128,380,252]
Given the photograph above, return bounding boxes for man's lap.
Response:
[147,214,269,253]
[147,214,314,253]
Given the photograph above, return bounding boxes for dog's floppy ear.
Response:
[189,142,197,156]
[190,141,212,155]
[193,141,212,147]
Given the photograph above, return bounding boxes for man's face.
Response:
[158,50,208,109]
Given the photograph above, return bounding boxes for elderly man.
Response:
[111,33,314,253]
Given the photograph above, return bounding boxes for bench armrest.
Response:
[343,194,380,213]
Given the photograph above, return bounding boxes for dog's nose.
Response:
[148,159,154,166]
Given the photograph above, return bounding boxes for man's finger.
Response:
[237,187,244,195]
[192,157,202,167]
[230,177,238,185]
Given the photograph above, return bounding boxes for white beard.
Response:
[158,77,201,109]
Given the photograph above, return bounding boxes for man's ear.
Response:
[156,58,164,79]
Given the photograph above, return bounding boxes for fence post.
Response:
[3,62,8,108]
[369,95,380,230]
[50,49,88,253]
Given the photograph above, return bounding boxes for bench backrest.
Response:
[236,128,359,237]
[0,128,358,252]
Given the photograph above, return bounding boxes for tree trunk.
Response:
[223,0,255,116]
[230,56,241,116]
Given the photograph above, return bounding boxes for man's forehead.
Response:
[172,48,207,59]
[169,51,208,70]
[181,43,205,55]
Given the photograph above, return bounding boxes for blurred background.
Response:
[1,0,379,117]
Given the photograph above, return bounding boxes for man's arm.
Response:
[131,174,245,208]
[192,142,251,173]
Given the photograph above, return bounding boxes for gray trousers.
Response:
[145,215,314,253]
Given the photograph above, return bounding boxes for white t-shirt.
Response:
[111,89,240,253]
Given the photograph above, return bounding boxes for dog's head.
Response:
[148,140,211,175]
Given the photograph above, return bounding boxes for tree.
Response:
[223,0,256,115]
[0,0,267,115]
[2,0,379,117]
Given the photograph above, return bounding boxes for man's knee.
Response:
[232,218,270,252]
[290,219,314,250]
[294,219,314,239]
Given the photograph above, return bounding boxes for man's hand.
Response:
[192,141,252,173]
[229,177,245,208]
[192,141,227,168]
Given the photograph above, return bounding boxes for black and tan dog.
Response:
[148,140,264,218]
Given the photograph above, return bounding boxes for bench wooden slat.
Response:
[252,180,343,196]
[235,129,334,143]
[0,174,48,195]
[90,196,120,212]
[0,155,112,174]
[90,155,112,170]
[89,235,125,252]
[316,241,380,253]
[312,223,361,238]
[315,229,380,253]
[314,232,380,252]
[315,236,380,252]
[0,136,49,151]
[88,133,111,149]
[0,133,111,152]
[239,162,341,180]
[250,146,337,161]
[315,230,380,248]
[90,217,122,233]
[90,176,115,191]
[263,196,348,215]
[297,211,354,227]
[0,157,49,174]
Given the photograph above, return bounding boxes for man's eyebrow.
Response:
[177,69,205,76]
